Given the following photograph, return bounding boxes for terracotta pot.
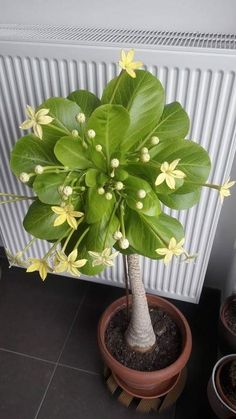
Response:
[207,354,236,419]
[97,294,192,399]
[219,295,236,354]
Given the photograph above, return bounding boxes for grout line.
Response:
[33,287,89,419]
[0,347,56,366]
[57,362,100,376]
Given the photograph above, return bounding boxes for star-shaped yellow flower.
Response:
[6,249,29,268]
[155,237,185,265]
[51,204,84,230]
[219,178,235,203]
[155,159,186,190]
[88,248,119,267]
[54,249,87,277]
[19,105,54,139]
[119,49,143,78]
[26,258,51,281]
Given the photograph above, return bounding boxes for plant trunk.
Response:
[125,254,156,352]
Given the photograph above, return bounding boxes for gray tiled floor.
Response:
[0,254,220,418]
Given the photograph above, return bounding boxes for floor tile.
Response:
[0,263,89,361]
[0,349,54,419]
[37,366,175,419]
[175,288,220,419]
[60,282,125,373]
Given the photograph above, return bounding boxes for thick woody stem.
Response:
[125,254,156,352]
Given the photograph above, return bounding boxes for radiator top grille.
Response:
[1,24,236,50]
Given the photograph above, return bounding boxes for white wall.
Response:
[0,0,235,34]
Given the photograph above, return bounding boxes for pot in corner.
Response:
[207,354,236,419]
[97,294,192,399]
[219,295,236,355]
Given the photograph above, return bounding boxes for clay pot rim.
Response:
[98,294,192,378]
[220,296,236,337]
[212,354,236,415]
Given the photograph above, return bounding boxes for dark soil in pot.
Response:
[220,359,236,408]
[224,297,236,334]
[105,305,182,372]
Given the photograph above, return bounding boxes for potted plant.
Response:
[1,49,235,399]
[208,354,236,418]
[219,294,236,354]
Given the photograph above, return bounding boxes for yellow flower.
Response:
[88,248,119,267]
[155,159,186,190]
[119,49,143,78]
[26,258,51,281]
[155,237,185,265]
[54,249,87,276]
[219,178,236,203]
[6,249,29,268]
[19,105,54,139]
[51,204,84,229]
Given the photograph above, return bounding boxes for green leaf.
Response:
[23,200,68,240]
[10,134,60,186]
[152,139,211,192]
[153,102,190,141]
[54,136,93,169]
[88,104,130,159]
[39,97,82,144]
[158,188,201,209]
[85,169,100,187]
[33,172,75,205]
[124,175,161,216]
[67,90,101,117]
[102,70,164,151]
[85,187,115,224]
[66,212,119,276]
[125,209,184,259]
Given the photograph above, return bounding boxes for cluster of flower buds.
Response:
[140,147,150,163]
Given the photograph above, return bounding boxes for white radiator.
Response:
[0,24,236,303]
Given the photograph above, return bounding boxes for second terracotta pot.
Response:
[219,295,236,354]
[97,294,192,399]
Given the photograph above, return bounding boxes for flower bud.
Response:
[136,201,143,209]
[105,192,113,200]
[113,231,123,240]
[141,147,149,154]
[80,186,86,191]
[119,238,129,249]
[140,153,150,163]
[111,158,120,168]
[137,189,146,199]
[87,129,96,139]
[97,187,105,195]
[63,186,73,196]
[34,165,44,174]
[19,172,30,183]
[76,113,86,124]
[115,181,124,191]
[95,144,103,152]
[151,136,160,145]
[71,129,79,138]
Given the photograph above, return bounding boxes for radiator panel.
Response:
[0,26,236,303]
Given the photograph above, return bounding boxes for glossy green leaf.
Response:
[10,134,60,186]
[101,70,164,151]
[125,208,184,259]
[158,188,201,209]
[23,200,68,240]
[67,90,101,117]
[54,136,93,169]
[124,175,161,216]
[39,97,82,144]
[153,102,190,141]
[85,187,115,224]
[85,168,100,187]
[33,172,75,205]
[88,104,130,159]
